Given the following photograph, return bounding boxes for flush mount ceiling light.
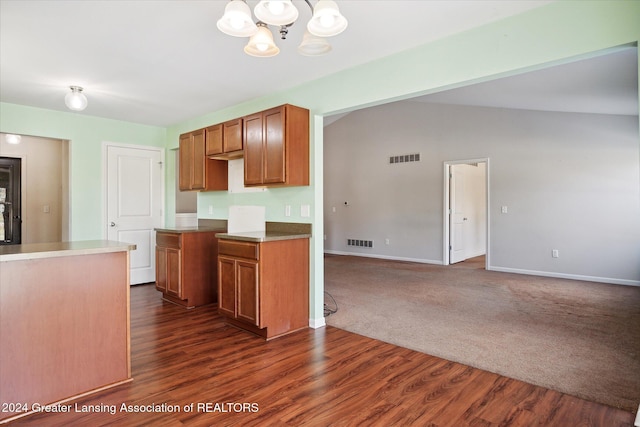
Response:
[64,86,88,111]
[217,0,347,57]
[4,134,22,145]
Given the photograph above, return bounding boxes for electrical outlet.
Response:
[285,205,291,217]
[385,238,390,245]
[501,206,508,214]
[208,205,213,215]
[552,249,559,258]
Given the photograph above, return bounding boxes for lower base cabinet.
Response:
[217,238,309,339]
[155,230,221,308]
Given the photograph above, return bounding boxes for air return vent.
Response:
[348,239,373,248]
[389,153,421,164]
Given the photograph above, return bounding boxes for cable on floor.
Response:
[324,291,338,317]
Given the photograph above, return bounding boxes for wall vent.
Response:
[347,239,373,248]
[389,153,421,164]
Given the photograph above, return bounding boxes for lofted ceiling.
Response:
[1,0,563,127]
[409,46,638,116]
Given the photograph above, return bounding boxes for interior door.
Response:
[106,144,163,284]
[0,157,22,244]
[449,164,467,264]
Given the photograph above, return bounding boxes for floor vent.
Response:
[390,153,420,164]
[348,239,373,248]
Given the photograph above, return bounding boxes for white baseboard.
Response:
[309,317,326,329]
[489,266,640,287]
[324,250,443,265]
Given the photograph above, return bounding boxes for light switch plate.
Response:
[301,204,310,217]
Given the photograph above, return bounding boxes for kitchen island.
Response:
[0,240,135,424]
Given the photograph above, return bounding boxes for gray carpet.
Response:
[324,254,640,412]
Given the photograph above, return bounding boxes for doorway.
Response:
[443,158,489,267]
[0,157,22,244]
[104,143,164,285]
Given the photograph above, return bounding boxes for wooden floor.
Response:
[10,284,634,426]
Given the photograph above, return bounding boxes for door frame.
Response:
[101,142,165,239]
[0,156,23,244]
[443,158,490,268]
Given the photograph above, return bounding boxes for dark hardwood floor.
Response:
[9,284,634,426]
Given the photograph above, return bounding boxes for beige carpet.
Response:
[324,254,640,412]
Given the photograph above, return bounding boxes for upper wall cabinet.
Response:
[179,128,228,191]
[243,104,309,187]
[206,118,244,160]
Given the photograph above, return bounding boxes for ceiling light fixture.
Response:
[217,0,347,57]
[65,86,88,111]
[4,134,22,145]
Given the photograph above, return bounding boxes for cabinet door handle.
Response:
[110,222,116,227]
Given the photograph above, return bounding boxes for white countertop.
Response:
[0,240,137,262]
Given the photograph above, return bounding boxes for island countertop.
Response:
[0,240,136,262]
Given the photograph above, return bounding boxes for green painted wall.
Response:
[0,103,166,240]
[1,1,638,324]
[165,1,640,324]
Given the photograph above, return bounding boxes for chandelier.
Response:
[217,0,348,57]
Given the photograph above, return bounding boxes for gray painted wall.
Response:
[323,101,640,285]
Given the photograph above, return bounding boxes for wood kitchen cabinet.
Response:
[156,230,221,308]
[217,237,309,339]
[243,104,309,187]
[179,128,228,191]
[206,118,244,160]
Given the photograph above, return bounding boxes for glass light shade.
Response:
[297,30,331,56]
[307,0,347,37]
[254,0,298,26]
[217,0,258,37]
[244,25,280,57]
[64,86,88,111]
[5,134,22,145]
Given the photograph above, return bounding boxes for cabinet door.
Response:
[178,133,193,191]
[205,124,223,156]
[155,247,167,292]
[236,259,259,326]
[223,118,243,153]
[191,128,206,190]
[166,248,182,298]
[263,106,286,184]
[218,256,237,318]
[243,112,264,186]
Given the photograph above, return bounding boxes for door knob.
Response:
[110,222,116,227]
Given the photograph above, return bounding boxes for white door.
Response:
[449,164,467,264]
[106,144,164,285]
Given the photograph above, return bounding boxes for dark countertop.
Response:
[154,226,226,234]
[155,218,227,233]
[215,230,311,242]
[216,222,312,243]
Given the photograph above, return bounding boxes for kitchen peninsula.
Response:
[0,240,135,424]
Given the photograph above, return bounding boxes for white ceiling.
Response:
[0,0,638,126]
[1,0,566,127]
